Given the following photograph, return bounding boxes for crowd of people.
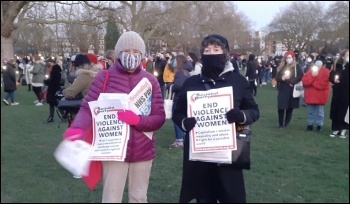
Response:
[1,31,349,203]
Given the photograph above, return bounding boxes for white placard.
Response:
[187,87,237,154]
[128,78,153,139]
[88,99,129,161]
[54,140,92,176]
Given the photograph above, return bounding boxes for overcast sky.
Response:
[234,1,335,31]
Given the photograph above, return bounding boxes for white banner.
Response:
[88,98,129,161]
[98,78,153,139]
[187,87,237,154]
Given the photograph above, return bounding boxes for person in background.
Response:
[154,52,167,99]
[324,55,334,70]
[245,54,258,96]
[276,51,303,128]
[30,55,46,106]
[302,55,330,132]
[271,55,281,88]
[146,55,154,74]
[304,54,315,73]
[257,56,265,86]
[169,54,192,148]
[172,34,259,203]
[2,59,19,106]
[163,51,176,94]
[329,49,349,138]
[263,56,273,84]
[105,50,116,70]
[187,51,202,76]
[25,57,33,91]
[230,53,240,73]
[44,58,63,123]
[63,31,165,203]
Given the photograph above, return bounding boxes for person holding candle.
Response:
[329,49,349,138]
[276,51,303,128]
[302,55,330,132]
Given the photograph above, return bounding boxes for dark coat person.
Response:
[44,59,62,122]
[329,49,349,137]
[3,60,17,92]
[276,51,303,127]
[172,34,259,203]
[245,54,258,95]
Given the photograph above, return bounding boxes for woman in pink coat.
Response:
[63,31,165,203]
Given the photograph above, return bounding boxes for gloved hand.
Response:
[63,128,84,141]
[117,110,141,126]
[183,117,197,131]
[225,109,245,124]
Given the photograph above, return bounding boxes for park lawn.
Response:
[1,83,349,203]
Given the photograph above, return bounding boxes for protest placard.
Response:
[128,78,153,139]
[187,87,237,153]
[88,98,129,161]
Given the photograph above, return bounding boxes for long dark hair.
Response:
[188,52,199,70]
[175,54,189,76]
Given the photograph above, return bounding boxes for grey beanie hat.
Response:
[115,31,146,57]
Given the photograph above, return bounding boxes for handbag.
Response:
[202,76,251,169]
[164,84,174,119]
[293,65,304,98]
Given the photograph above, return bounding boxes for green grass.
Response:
[1,83,349,203]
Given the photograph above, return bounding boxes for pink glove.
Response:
[63,128,84,141]
[117,110,141,126]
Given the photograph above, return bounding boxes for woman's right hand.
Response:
[63,128,84,141]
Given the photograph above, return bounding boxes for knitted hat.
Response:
[87,53,98,64]
[284,51,295,58]
[74,54,91,67]
[114,31,146,57]
[201,34,230,53]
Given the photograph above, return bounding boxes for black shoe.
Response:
[306,125,313,131]
[46,117,54,123]
[316,126,322,132]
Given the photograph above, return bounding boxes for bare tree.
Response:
[267,1,325,51]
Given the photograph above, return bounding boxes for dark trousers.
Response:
[196,167,246,203]
[278,108,293,127]
[33,86,42,101]
[332,120,349,131]
[249,80,257,95]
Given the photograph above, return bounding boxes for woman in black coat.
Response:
[172,34,259,203]
[329,49,349,138]
[44,59,62,122]
[276,51,303,128]
[245,54,258,96]
[2,59,19,105]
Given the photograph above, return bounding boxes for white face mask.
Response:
[306,58,312,62]
[346,57,349,63]
[286,59,293,64]
[315,60,323,67]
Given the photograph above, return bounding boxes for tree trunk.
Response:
[1,35,15,61]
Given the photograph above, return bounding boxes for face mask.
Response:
[345,57,349,63]
[119,52,142,71]
[286,59,293,64]
[165,57,170,61]
[201,54,227,80]
[306,58,312,62]
[315,60,323,67]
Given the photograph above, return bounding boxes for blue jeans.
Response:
[264,70,271,82]
[307,105,324,126]
[5,91,15,103]
[172,98,184,140]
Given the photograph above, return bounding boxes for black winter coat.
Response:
[154,58,167,85]
[245,60,258,80]
[172,69,259,203]
[3,63,17,92]
[329,63,349,122]
[45,64,62,104]
[276,63,303,109]
[172,61,192,99]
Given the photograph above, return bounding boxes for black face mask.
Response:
[201,54,227,80]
